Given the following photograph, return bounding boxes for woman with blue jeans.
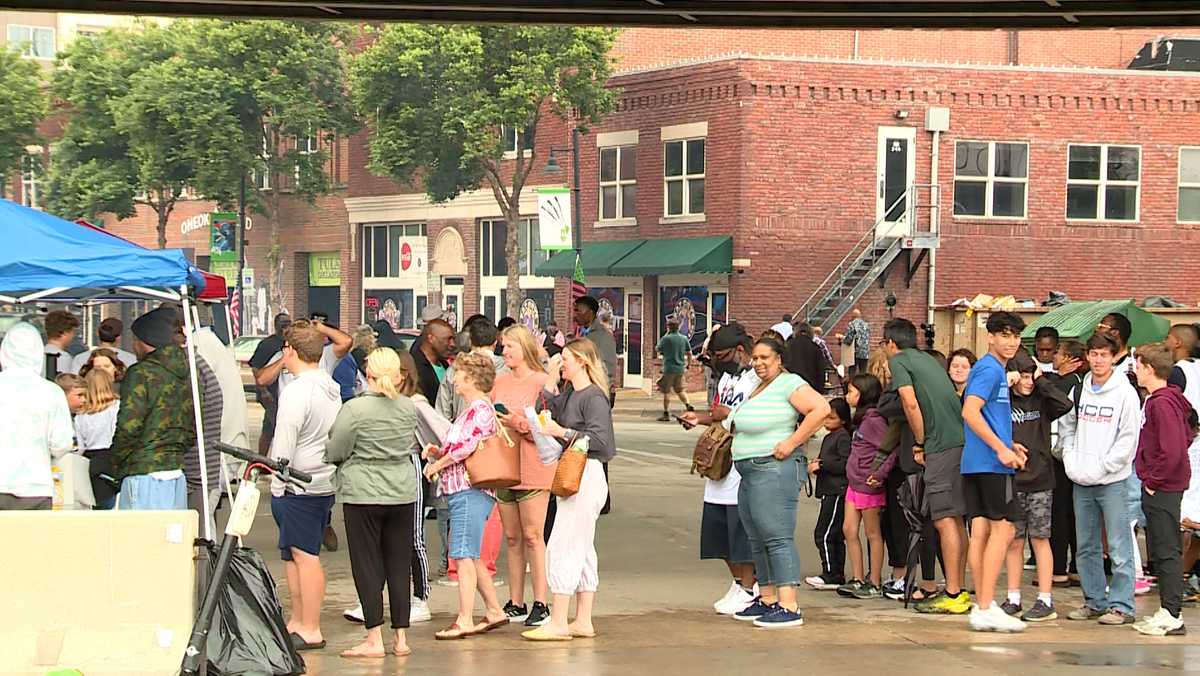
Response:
[729,337,830,628]
[422,352,509,640]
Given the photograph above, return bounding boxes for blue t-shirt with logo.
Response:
[960,353,1014,475]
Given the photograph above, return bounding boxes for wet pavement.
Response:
[235,400,1199,675]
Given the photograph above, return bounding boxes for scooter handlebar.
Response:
[215,442,313,484]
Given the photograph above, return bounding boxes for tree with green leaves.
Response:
[0,47,49,201]
[49,19,358,315]
[351,24,618,317]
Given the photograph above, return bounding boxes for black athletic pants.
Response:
[345,503,414,629]
[1051,459,1077,576]
[814,493,846,578]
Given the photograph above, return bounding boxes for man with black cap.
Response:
[111,307,196,509]
[69,317,138,374]
[679,322,760,615]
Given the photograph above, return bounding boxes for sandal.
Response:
[521,627,573,642]
[289,632,326,651]
[393,645,413,657]
[477,617,510,633]
[909,588,936,602]
[435,622,475,640]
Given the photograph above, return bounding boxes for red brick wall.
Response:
[611,27,1179,73]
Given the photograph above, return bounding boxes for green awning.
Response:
[1021,300,1170,347]
[534,235,733,277]
[612,235,733,276]
[535,239,645,277]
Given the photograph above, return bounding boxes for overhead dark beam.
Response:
[2,0,1199,29]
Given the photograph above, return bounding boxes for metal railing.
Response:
[793,186,913,324]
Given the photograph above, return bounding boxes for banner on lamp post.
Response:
[210,212,238,263]
[537,186,572,251]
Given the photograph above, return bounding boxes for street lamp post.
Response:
[546,126,584,258]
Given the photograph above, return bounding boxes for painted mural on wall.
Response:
[660,286,709,352]
[588,287,625,355]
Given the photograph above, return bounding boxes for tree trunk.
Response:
[156,205,169,249]
[503,196,522,319]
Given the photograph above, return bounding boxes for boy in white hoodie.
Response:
[1058,332,1141,626]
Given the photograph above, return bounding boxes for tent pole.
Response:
[181,286,212,541]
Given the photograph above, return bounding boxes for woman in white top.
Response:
[74,368,121,509]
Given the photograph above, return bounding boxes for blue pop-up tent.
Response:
[0,198,205,304]
[0,198,219,539]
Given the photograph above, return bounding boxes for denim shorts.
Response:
[118,473,187,510]
[447,488,496,560]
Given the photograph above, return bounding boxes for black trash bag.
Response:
[203,543,306,676]
[1144,295,1183,309]
[896,472,930,609]
[1044,291,1071,307]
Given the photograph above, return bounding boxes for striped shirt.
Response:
[730,372,808,461]
[437,398,497,497]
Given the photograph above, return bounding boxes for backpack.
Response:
[691,424,733,480]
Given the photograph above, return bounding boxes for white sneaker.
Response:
[410,597,432,623]
[343,603,365,623]
[1133,607,1186,636]
[713,581,741,611]
[715,585,756,616]
[969,603,1026,633]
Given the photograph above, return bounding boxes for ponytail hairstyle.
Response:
[848,373,882,427]
[83,367,119,414]
[365,347,402,399]
[563,338,609,394]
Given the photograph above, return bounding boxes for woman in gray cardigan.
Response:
[325,347,419,658]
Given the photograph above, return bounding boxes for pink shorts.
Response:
[846,486,887,510]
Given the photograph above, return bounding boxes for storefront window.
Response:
[588,288,625,354]
[364,290,415,330]
[660,286,710,353]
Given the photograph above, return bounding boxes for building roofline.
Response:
[612,51,1200,80]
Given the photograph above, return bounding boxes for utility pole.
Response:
[236,172,247,333]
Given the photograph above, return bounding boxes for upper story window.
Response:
[20,153,39,209]
[1179,147,1200,223]
[363,223,427,278]
[664,138,705,217]
[599,145,637,221]
[1066,144,1139,222]
[501,125,533,158]
[953,141,1028,219]
[7,25,55,59]
[479,218,546,277]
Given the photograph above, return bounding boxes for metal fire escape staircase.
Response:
[795,185,939,333]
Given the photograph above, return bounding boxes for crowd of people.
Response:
[5,294,1200,655]
[681,310,1197,636]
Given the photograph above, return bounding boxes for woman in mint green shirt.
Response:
[729,337,830,629]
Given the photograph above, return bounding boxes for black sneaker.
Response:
[524,601,550,626]
[1020,600,1058,622]
[657,412,672,422]
[1000,601,1022,617]
[504,600,529,621]
[836,580,864,598]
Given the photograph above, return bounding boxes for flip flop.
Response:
[340,646,386,658]
[289,632,326,651]
[477,617,510,634]
[521,627,573,642]
[393,645,413,657]
[435,622,475,640]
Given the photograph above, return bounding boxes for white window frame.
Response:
[254,129,272,191]
[501,125,532,160]
[662,137,705,219]
[951,140,1029,220]
[7,25,55,60]
[294,131,318,183]
[478,217,546,278]
[1178,146,1200,225]
[597,144,637,225]
[20,152,39,209]
[363,222,428,279]
[1066,143,1141,222]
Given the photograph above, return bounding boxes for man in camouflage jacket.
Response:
[112,308,196,482]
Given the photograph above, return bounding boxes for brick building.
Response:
[25,25,1199,389]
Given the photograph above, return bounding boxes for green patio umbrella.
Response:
[1021,299,1170,347]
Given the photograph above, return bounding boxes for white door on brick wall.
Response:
[876,126,917,240]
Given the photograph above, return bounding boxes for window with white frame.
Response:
[7,25,55,59]
[664,138,704,217]
[1179,147,1200,223]
[254,129,272,190]
[479,218,546,277]
[20,153,39,209]
[1066,144,1140,221]
[953,141,1028,218]
[363,223,427,278]
[295,132,318,183]
[501,125,533,156]
[599,145,636,221]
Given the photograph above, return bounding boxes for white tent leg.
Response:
[182,286,212,540]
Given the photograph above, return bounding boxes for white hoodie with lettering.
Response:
[1058,370,1141,487]
[0,323,75,498]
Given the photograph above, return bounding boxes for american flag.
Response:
[229,288,241,339]
[570,252,587,303]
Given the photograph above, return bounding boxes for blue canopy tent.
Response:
[0,198,219,539]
